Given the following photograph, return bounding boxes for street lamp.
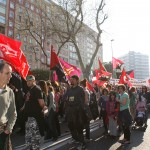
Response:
[111,39,114,78]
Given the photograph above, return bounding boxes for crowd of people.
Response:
[0,62,150,150]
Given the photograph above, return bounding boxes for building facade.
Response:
[0,0,103,72]
[119,51,149,79]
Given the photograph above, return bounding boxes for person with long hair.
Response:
[138,86,149,126]
[38,80,48,106]
[98,88,109,135]
[46,84,58,141]
[106,91,119,138]
[117,84,132,145]
[129,86,137,122]
[54,86,61,136]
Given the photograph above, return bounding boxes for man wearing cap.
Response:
[66,75,86,149]
[22,75,46,149]
[0,62,17,149]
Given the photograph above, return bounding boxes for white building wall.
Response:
[119,51,149,79]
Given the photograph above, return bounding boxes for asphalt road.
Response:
[13,114,150,150]
[55,114,150,150]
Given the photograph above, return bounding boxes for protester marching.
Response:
[0,34,150,150]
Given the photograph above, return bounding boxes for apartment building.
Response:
[0,0,103,71]
[119,51,149,79]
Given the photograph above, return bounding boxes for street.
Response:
[55,114,150,150]
[13,114,150,150]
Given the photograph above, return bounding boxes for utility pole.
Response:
[111,39,114,78]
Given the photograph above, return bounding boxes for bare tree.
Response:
[15,0,107,78]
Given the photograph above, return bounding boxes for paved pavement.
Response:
[12,117,69,149]
[12,114,150,150]
[55,114,150,150]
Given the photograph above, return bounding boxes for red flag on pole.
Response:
[50,45,67,82]
[86,80,95,92]
[95,69,101,79]
[118,68,132,87]
[118,68,128,84]
[98,58,106,73]
[0,34,29,79]
[112,57,124,69]
[59,58,81,79]
[53,71,58,81]
[128,70,134,78]
[101,70,112,77]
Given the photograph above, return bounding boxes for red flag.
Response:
[59,58,81,79]
[128,70,134,78]
[98,81,107,87]
[98,58,106,73]
[101,70,112,77]
[0,34,29,79]
[50,46,67,82]
[112,57,124,69]
[118,68,133,87]
[86,80,95,92]
[28,70,33,75]
[95,69,101,79]
[92,76,98,84]
[53,71,58,81]
[95,69,111,80]
[92,76,107,88]
[118,68,128,84]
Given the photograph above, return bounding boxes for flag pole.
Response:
[111,39,114,78]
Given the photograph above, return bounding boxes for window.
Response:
[19,0,23,4]
[18,15,21,22]
[9,11,14,18]
[10,2,15,9]
[19,7,22,13]
[25,2,29,8]
[36,8,39,13]
[35,48,39,52]
[31,5,34,11]
[24,45,27,50]
[0,0,6,5]
[29,38,32,43]
[69,59,76,65]
[0,15,5,24]
[29,46,33,51]
[8,30,13,37]
[36,16,39,21]
[24,36,27,42]
[18,24,21,30]
[0,26,5,34]
[9,21,13,27]
[0,6,6,14]
[16,34,20,40]
[47,6,50,12]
